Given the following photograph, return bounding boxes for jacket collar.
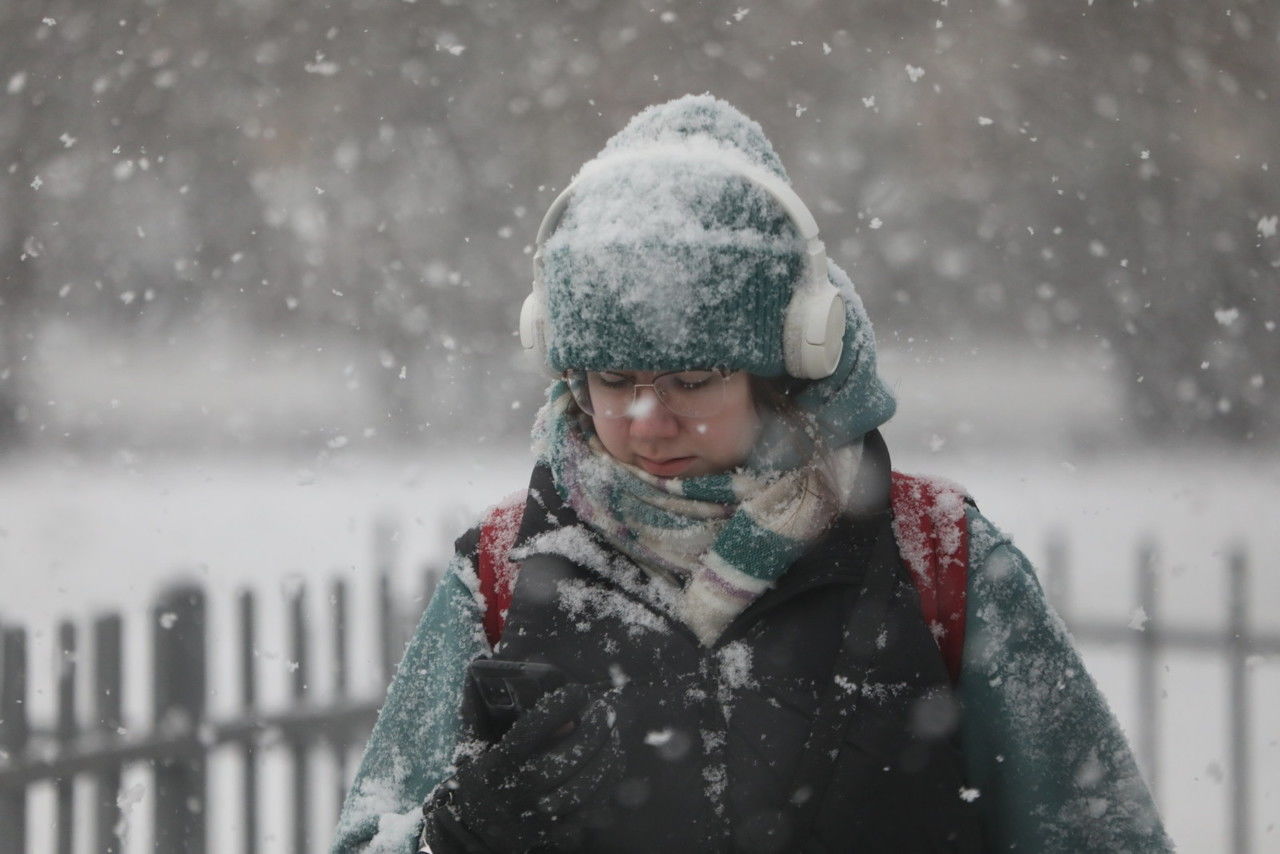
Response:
[510,431,896,643]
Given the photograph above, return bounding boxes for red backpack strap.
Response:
[889,471,970,685]
[476,490,527,648]
[477,480,969,676]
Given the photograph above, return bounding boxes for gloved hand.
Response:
[420,683,624,853]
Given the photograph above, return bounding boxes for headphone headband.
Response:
[523,144,844,379]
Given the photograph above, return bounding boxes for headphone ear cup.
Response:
[784,287,845,379]
[519,290,547,355]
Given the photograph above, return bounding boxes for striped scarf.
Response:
[533,380,862,645]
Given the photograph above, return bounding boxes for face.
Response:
[588,370,762,478]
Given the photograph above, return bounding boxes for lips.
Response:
[636,455,696,477]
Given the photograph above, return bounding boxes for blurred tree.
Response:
[1004,0,1280,440]
[0,0,60,450]
[0,0,1274,451]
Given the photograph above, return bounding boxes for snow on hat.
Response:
[542,95,799,375]
[539,95,895,444]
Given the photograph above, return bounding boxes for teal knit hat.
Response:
[538,94,896,445]
[543,96,800,375]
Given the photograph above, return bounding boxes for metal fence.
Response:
[0,546,435,854]
[0,536,1275,853]
[1041,537,1277,854]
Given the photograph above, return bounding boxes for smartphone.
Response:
[466,658,568,740]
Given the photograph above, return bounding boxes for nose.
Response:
[627,386,679,440]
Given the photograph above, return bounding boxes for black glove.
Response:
[420,683,624,853]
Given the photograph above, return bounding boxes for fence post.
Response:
[1228,547,1250,854]
[56,620,77,852]
[94,613,124,854]
[1044,531,1070,623]
[377,571,394,684]
[153,585,207,854]
[331,578,350,817]
[423,564,441,608]
[239,590,258,854]
[289,584,311,854]
[1135,541,1159,804]
[374,517,399,682]
[0,626,28,854]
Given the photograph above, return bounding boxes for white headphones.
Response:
[520,145,845,380]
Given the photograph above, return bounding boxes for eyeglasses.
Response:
[564,368,732,419]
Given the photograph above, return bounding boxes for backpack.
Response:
[475,471,969,684]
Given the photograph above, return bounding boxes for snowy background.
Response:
[1,1,1277,852]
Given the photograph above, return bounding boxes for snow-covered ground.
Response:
[3,337,1277,852]
[2,442,1277,852]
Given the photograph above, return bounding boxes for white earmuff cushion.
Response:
[519,291,543,352]
[784,286,844,379]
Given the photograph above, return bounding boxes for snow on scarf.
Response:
[532,381,863,645]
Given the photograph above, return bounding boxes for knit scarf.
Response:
[532,380,863,645]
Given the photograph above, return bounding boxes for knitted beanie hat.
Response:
[538,94,896,446]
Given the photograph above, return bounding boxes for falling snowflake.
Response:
[905,65,925,82]
[304,53,339,75]
[1127,606,1148,631]
[1214,307,1239,326]
[115,782,147,843]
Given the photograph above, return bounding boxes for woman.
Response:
[333,95,1171,853]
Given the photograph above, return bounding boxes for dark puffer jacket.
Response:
[478,437,981,851]
[332,440,1171,854]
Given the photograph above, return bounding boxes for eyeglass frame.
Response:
[562,367,736,420]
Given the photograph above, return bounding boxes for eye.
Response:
[591,371,632,389]
[670,370,716,391]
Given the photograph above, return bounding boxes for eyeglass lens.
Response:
[566,370,727,419]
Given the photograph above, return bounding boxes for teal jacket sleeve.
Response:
[958,507,1174,852]
[331,548,490,854]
